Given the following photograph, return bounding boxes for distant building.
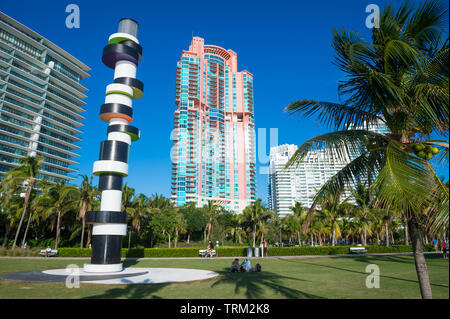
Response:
[268,120,389,217]
[0,12,89,182]
[171,37,256,213]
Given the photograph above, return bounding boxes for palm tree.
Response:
[203,200,220,242]
[129,194,150,238]
[350,183,377,245]
[0,155,43,250]
[313,188,348,246]
[241,199,265,248]
[289,202,308,245]
[35,181,79,250]
[285,1,448,298]
[77,175,98,248]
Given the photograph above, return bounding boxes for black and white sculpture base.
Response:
[84,233,124,273]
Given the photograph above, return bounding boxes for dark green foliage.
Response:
[51,244,436,258]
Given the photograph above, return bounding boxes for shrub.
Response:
[57,248,92,257]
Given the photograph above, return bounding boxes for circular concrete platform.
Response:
[0,267,219,285]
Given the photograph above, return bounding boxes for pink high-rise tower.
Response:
[171,37,256,213]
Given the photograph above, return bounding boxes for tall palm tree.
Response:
[285,1,448,298]
[313,188,348,246]
[0,155,43,250]
[35,181,79,250]
[203,200,220,242]
[77,175,98,248]
[289,202,308,245]
[241,199,265,248]
[129,194,149,237]
[350,183,378,245]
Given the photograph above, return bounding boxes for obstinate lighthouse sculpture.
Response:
[84,18,143,273]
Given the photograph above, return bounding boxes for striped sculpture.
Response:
[84,18,143,273]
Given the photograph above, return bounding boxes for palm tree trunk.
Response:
[12,184,32,250]
[174,227,178,248]
[168,232,171,249]
[80,200,87,248]
[297,231,301,246]
[2,223,10,248]
[252,224,256,248]
[408,215,432,299]
[80,217,85,248]
[363,229,367,246]
[21,210,33,248]
[204,227,207,242]
[404,217,409,245]
[385,222,390,247]
[332,229,336,246]
[86,225,92,248]
[55,211,61,250]
[187,232,190,244]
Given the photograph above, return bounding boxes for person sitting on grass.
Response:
[230,259,240,272]
[240,258,253,272]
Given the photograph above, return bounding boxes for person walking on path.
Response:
[433,238,438,252]
[264,240,269,258]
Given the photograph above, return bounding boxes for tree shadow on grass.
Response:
[210,268,324,299]
[280,257,448,289]
[83,282,167,299]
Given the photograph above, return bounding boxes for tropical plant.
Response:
[0,155,43,250]
[285,0,449,298]
[34,181,79,250]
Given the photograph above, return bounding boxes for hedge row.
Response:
[51,244,436,258]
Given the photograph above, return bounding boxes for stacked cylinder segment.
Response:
[84,18,143,273]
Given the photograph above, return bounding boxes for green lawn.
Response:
[0,254,448,299]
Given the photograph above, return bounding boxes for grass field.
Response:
[0,254,448,299]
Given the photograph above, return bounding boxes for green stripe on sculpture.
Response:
[105,90,134,98]
[108,36,133,44]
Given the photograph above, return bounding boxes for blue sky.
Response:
[2,0,448,202]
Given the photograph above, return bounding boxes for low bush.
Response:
[0,244,438,257]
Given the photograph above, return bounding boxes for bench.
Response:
[199,249,216,257]
[39,249,58,257]
[349,247,367,254]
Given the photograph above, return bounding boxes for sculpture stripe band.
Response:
[86,211,128,224]
[114,77,144,99]
[98,173,124,191]
[107,124,140,141]
[100,103,133,123]
[91,235,122,264]
[102,43,140,69]
[99,140,129,163]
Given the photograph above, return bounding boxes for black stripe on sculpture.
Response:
[102,43,140,69]
[100,103,133,122]
[107,124,140,141]
[114,77,144,99]
[86,211,127,224]
[98,173,124,191]
[120,40,142,60]
[91,235,122,264]
[99,140,129,163]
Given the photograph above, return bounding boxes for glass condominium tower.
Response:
[268,120,389,217]
[171,37,256,214]
[0,12,89,183]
